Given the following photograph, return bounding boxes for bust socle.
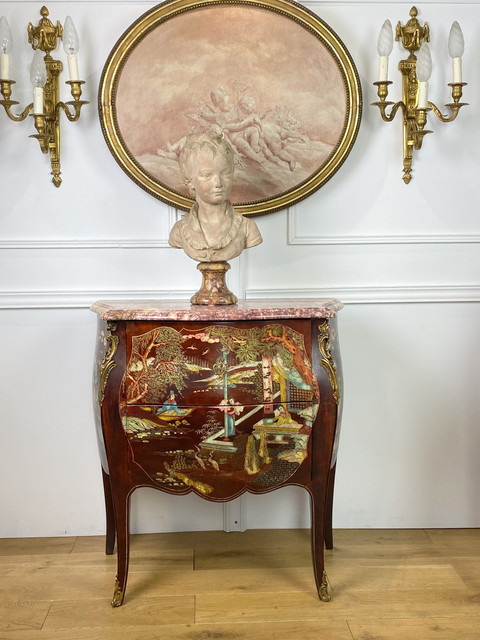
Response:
[168,131,262,263]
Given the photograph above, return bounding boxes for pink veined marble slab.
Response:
[91,298,343,322]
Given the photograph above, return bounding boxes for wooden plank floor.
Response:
[1,528,479,639]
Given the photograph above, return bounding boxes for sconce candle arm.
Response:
[428,100,467,123]
[371,81,405,122]
[427,82,468,123]
[371,100,405,123]
[57,99,88,122]
[0,80,34,121]
[55,79,87,122]
[1,100,34,122]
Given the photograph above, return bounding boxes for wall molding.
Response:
[6,235,480,251]
[2,285,479,310]
[0,290,194,310]
[288,232,480,246]
[246,285,480,305]
[288,209,480,246]
[0,209,179,250]
[0,239,172,250]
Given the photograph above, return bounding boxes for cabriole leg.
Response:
[324,463,337,550]
[101,468,116,555]
[111,488,131,607]
[309,484,331,602]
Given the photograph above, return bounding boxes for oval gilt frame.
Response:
[99,0,362,216]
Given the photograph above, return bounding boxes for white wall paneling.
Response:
[1,1,479,537]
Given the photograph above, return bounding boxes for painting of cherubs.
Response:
[115,4,349,206]
[169,131,262,262]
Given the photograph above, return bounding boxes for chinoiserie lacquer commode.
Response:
[91,299,343,606]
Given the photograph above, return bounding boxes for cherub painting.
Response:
[114,3,351,205]
[157,85,310,174]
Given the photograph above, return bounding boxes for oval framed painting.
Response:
[99,0,362,216]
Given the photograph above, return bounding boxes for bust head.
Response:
[178,131,235,203]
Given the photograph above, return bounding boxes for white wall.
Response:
[1,0,479,537]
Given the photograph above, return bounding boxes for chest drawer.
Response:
[125,320,316,407]
[123,399,314,497]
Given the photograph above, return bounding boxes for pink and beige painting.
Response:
[115,4,347,205]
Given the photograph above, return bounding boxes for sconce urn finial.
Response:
[395,6,429,55]
[28,6,62,55]
[372,6,466,183]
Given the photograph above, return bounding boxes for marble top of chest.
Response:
[91,298,343,322]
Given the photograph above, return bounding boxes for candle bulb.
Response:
[416,43,432,109]
[448,21,464,84]
[62,16,79,81]
[377,19,393,81]
[30,50,47,114]
[0,16,12,80]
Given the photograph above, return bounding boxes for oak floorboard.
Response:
[72,528,313,554]
[0,549,192,573]
[0,565,315,602]
[194,545,312,570]
[331,528,433,545]
[0,537,77,557]
[327,548,447,565]
[349,616,480,640]
[195,588,480,624]
[42,595,195,630]
[0,572,121,603]
[0,600,51,633]
[326,562,466,593]
[126,567,315,598]
[425,529,480,556]
[0,620,353,640]
[447,557,480,590]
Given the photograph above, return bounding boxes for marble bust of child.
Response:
[168,131,262,263]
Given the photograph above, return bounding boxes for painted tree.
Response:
[127,327,189,404]
[205,324,313,411]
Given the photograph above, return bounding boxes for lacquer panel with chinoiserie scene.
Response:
[122,321,317,498]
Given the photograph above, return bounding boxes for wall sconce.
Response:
[372,6,466,184]
[0,6,88,187]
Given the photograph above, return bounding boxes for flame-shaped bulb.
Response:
[448,21,464,83]
[377,20,393,81]
[416,44,431,109]
[0,16,12,79]
[62,16,79,55]
[0,16,12,54]
[377,19,393,57]
[448,21,464,59]
[416,43,432,82]
[30,50,46,115]
[30,50,47,87]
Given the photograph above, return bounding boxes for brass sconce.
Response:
[0,6,88,187]
[372,6,466,183]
